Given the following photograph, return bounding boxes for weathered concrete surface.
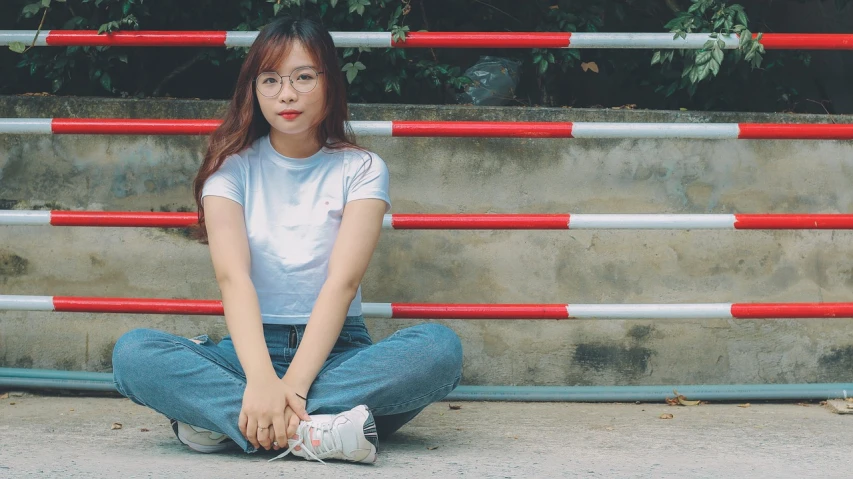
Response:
[2,96,853,385]
[1,394,852,478]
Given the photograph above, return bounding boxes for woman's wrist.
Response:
[245,365,279,384]
[281,375,310,397]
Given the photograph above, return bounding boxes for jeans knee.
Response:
[414,323,463,379]
[112,328,169,391]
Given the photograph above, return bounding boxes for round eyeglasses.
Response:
[255,67,324,96]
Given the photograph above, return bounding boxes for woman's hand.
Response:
[284,402,305,439]
[267,406,303,451]
[238,375,309,450]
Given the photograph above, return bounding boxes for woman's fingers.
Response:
[287,410,301,438]
[238,410,248,439]
[246,416,260,449]
[272,415,289,451]
[257,422,272,450]
[288,393,312,422]
[267,425,279,450]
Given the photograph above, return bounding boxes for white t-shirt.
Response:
[201,135,391,325]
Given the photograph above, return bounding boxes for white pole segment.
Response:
[571,122,740,139]
[223,31,259,47]
[569,32,741,49]
[0,119,53,134]
[349,121,393,136]
[382,215,393,229]
[0,211,51,225]
[0,295,54,311]
[361,303,394,318]
[569,214,736,229]
[0,30,49,46]
[331,32,392,48]
[568,303,733,319]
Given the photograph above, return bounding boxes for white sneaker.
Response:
[269,405,378,464]
[170,419,236,453]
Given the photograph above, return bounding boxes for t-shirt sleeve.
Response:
[201,155,246,206]
[346,152,391,212]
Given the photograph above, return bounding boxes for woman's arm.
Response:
[204,195,308,450]
[203,196,274,381]
[281,198,388,395]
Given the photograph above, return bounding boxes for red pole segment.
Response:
[734,214,853,229]
[50,211,197,227]
[53,297,224,315]
[46,31,229,47]
[732,303,853,318]
[737,123,853,139]
[391,303,571,319]
[51,119,221,135]
[757,33,853,50]
[396,32,571,48]
[391,121,575,138]
[390,214,570,229]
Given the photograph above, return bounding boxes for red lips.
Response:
[278,110,301,120]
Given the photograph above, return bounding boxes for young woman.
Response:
[111,15,463,464]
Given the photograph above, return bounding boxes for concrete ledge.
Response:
[2,96,853,386]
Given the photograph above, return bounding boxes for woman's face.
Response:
[255,41,326,152]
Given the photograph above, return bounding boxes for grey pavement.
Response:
[0,394,852,478]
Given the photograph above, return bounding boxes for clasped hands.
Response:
[238,375,312,451]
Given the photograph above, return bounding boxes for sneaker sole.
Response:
[360,408,378,463]
[170,419,232,454]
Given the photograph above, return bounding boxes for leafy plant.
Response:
[0,0,827,112]
[651,0,764,98]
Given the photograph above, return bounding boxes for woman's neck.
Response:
[269,129,322,159]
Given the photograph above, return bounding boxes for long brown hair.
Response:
[192,15,356,243]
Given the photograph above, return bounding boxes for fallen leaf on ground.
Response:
[820,401,828,406]
[448,404,462,410]
[660,413,674,419]
[9,402,15,406]
[605,427,614,431]
[69,409,74,412]
[140,428,150,432]
[666,389,700,406]
[0,393,8,399]
[739,403,751,408]
[427,446,439,450]
[111,423,122,430]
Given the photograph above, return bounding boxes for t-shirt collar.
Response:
[263,135,327,169]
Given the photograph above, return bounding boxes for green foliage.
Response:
[650,0,765,98]
[0,0,823,111]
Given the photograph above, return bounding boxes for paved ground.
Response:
[0,393,851,478]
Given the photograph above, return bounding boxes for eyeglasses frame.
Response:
[254,67,326,97]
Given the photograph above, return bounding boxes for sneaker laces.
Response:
[268,419,341,464]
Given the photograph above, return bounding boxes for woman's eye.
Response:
[262,77,277,84]
[297,74,315,81]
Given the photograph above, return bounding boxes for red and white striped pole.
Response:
[3,295,853,319]
[2,31,853,50]
[3,211,853,230]
[3,119,853,139]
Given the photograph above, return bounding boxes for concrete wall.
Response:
[2,95,853,386]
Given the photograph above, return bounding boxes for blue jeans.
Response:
[112,317,463,452]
